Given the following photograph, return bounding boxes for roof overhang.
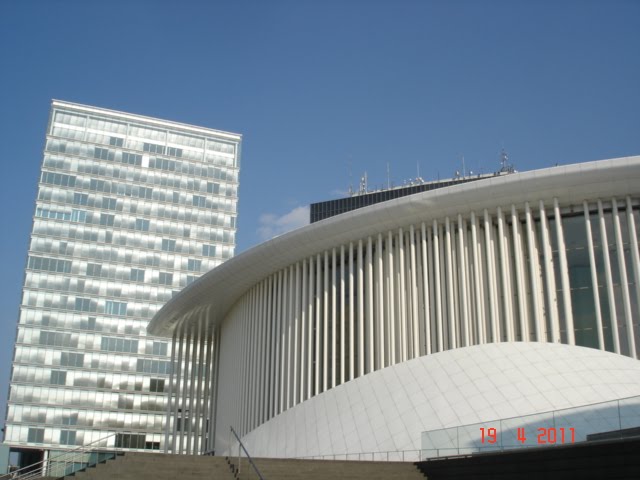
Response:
[147,155,640,337]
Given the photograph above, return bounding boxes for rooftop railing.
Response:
[421,394,640,459]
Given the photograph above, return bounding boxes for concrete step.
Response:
[237,457,426,480]
[62,452,426,480]
[65,453,235,480]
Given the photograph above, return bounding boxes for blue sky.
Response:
[1,0,639,427]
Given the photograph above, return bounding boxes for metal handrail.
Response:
[227,426,265,480]
[297,449,423,462]
[11,432,119,480]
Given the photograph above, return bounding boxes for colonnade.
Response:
[168,196,640,453]
[165,308,220,454]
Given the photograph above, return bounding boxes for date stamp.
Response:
[480,427,576,445]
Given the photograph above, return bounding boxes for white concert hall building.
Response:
[148,155,640,458]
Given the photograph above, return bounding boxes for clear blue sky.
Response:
[1,0,639,426]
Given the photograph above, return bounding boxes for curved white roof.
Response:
[238,342,640,458]
[148,155,640,337]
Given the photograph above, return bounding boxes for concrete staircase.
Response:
[62,452,427,480]
[66,453,235,480]
[250,457,426,479]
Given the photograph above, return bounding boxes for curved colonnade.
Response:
[147,156,640,455]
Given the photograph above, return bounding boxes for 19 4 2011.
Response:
[480,427,576,445]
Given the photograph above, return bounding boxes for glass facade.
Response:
[4,100,241,454]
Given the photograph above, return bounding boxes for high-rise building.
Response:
[3,100,241,463]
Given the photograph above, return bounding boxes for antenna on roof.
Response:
[499,148,514,173]
[348,158,353,195]
[359,171,368,194]
[387,162,391,189]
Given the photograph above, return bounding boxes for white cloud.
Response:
[257,205,310,241]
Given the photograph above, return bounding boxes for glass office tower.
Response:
[3,100,241,460]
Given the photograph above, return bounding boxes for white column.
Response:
[268,275,276,419]
[308,257,315,399]
[293,262,301,405]
[340,245,346,384]
[315,254,322,395]
[195,317,209,452]
[287,264,295,408]
[421,222,432,354]
[497,207,515,342]
[487,209,501,342]
[438,223,448,347]
[415,227,425,354]
[427,227,436,352]
[178,321,192,453]
[398,228,408,360]
[366,236,375,372]
[234,307,241,433]
[463,221,473,344]
[584,202,605,349]
[554,198,575,345]
[539,201,560,343]
[450,221,460,347]
[433,220,444,352]
[192,320,204,451]
[470,212,485,344]
[377,233,385,368]
[387,230,396,363]
[300,260,308,402]
[598,200,620,353]
[280,268,289,413]
[262,281,270,422]
[489,214,501,342]
[433,221,443,352]
[406,230,415,355]
[457,215,470,347]
[409,225,420,356]
[331,247,337,388]
[525,203,544,341]
[247,289,258,431]
[167,326,181,453]
[244,298,253,433]
[274,272,283,416]
[613,199,637,357]
[357,239,365,376]
[511,205,529,341]
[202,317,214,452]
[235,306,244,439]
[246,298,255,432]
[210,329,221,453]
[323,251,329,392]
[266,285,275,421]
[240,303,249,435]
[349,242,355,379]
[444,218,457,349]
[256,280,267,425]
